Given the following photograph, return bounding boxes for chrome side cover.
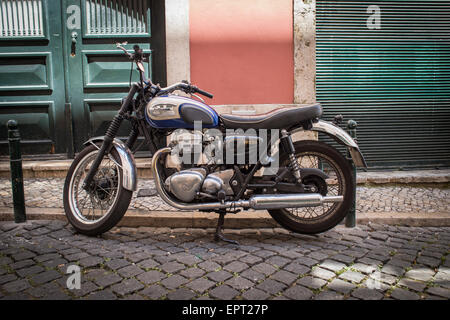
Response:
[165,170,205,202]
[84,137,137,191]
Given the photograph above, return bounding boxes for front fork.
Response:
[82,83,139,191]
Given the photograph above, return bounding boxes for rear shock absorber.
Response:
[280,129,302,183]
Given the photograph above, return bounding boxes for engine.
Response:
[162,130,267,203]
[164,168,234,202]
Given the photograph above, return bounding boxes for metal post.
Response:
[7,120,26,223]
[345,119,357,228]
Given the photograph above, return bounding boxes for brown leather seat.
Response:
[219,104,322,129]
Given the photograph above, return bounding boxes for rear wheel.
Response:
[268,140,354,234]
[63,144,132,236]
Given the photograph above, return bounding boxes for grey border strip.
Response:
[165,0,190,85]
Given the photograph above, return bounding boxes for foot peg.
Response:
[214,213,239,245]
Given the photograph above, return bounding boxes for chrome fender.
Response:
[309,120,367,168]
[83,137,137,191]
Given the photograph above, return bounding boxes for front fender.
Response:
[84,137,137,191]
[310,120,367,168]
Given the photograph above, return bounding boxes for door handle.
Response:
[71,32,77,56]
[71,31,78,44]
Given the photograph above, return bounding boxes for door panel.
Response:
[81,49,151,88]
[0,52,53,91]
[0,0,47,39]
[0,0,67,156]
[84,98,130,138]
[81,0,151,38]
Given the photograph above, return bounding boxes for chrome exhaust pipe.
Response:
[152,148,250,210]
[249,194,343,210]
[151,148,343,211]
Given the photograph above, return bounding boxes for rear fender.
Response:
[309,120,368,168]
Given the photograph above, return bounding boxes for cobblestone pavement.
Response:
[0,220,449,300]
[1,178,449,213]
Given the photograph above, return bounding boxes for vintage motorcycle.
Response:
[63,43,367,243]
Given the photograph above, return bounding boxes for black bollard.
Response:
[345,120,357,228]
[7,120,26,223]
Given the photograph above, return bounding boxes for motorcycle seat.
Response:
[219,104,322,129]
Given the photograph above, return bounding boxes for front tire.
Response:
[63,144,133,236]
[268,140,354,234]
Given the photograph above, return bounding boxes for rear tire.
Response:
[63,145,133,236]
[268,140,354,234]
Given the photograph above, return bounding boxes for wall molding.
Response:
[293,0,316,104]
[165,0,190,85]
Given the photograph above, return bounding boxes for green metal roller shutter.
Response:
[316,0,450,168]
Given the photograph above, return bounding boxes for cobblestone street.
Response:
[1,178,449,213]
[0,220,449,300]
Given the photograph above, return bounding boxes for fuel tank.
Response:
[145,95,219,129]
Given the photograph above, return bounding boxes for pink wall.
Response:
[190,0,294,105]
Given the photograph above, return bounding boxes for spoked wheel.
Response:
[63,144,132,236]
[268,140,354,234]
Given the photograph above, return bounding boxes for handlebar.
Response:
[115,42,132,58]
[116,42,152,85]
[191,85,214,99]
[157,81,213,99]
[116,43,213,98]
[115,42,145,62]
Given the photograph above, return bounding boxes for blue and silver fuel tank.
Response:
[145,95,219,129]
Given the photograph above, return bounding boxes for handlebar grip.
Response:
[194,87,214,99]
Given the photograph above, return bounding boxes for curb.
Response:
[1,207,449,228]
[357,170,450,185]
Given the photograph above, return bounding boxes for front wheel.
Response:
[268,140,354,234]
[63,144,132,236]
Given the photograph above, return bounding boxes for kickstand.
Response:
[214,212,239,245]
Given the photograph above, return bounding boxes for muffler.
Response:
[249,193,343,210]
[152,148,343,211]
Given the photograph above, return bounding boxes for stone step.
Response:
[0,158,153,179]
[0,158,449,184]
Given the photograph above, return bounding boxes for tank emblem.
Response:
[149,104,177,117]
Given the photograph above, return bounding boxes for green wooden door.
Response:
[0,0,165,157]
[0,0,68,156]
[316,0,450,168]
[63,0,163,154]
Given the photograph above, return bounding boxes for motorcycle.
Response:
[63,43,367,243]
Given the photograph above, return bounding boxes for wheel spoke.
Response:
[69,150,121,223]
[284,151,344,221]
